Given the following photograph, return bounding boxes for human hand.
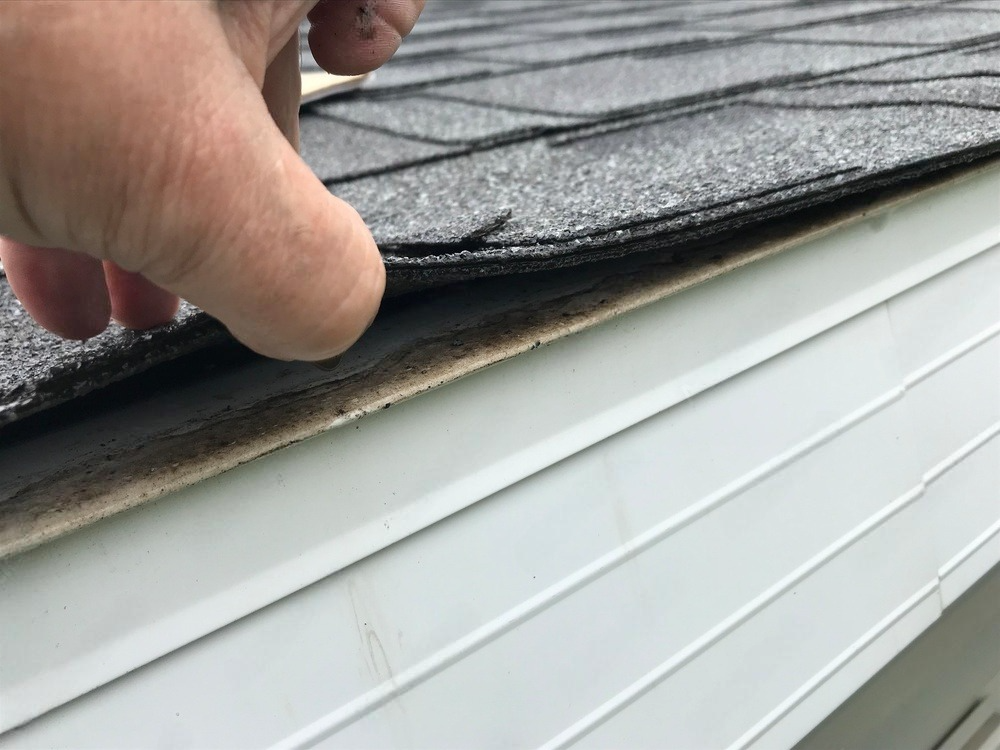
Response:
[0,0,423,360]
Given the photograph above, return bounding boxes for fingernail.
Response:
[312,354,343,371]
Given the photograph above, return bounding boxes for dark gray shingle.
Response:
[424,41,929,117]
[5,0,1000,425]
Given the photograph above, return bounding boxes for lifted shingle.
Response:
[4,0,1000,425]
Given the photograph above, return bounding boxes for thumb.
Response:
[114,20,384,361]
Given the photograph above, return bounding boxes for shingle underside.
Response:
[3,0,1000,424]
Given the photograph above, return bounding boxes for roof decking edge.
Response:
[2,157,998,559]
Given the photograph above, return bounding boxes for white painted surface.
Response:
[1,167,999,748]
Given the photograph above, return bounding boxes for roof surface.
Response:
[3,0,1000,425]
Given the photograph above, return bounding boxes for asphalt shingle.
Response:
[680,0,925,31]
[744,46,1000,109]
[770,8,1000,45]
[460,27,741,65]
[338,100,997,260]
[309,96,579,146]
[5,0,1000,425]
[298,114,457,182]
[0,293,224,426]
[426,42,928,117]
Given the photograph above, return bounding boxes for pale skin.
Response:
[0,0,425,361]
